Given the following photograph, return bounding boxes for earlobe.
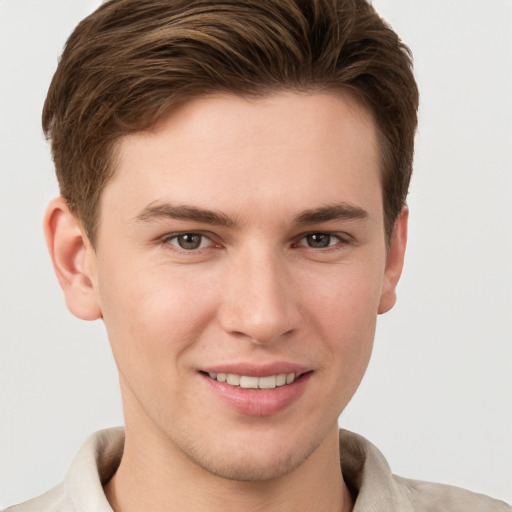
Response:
[378,207,408,315]
[44,197,102,321]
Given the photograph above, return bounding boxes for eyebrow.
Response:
[293,203,368,224]
[133,201,368,227]
[133,202,236,227]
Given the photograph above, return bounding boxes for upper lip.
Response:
[201,362,312,378]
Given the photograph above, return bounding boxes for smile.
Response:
[207,372,297,389]
[202,369,312,416]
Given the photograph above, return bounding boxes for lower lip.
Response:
[201,372,312,417]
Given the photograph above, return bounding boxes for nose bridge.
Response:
[219,242,298,344]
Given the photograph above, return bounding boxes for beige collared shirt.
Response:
[4,428,511,511]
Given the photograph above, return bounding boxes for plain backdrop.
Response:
[1,0,511,508]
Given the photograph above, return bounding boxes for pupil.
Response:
[179,234,201,250]
[308,233,330,248]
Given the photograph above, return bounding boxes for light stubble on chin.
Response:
[169,425,334,483]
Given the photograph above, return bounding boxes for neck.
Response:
[104,424,354,512]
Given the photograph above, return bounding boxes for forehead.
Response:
[103,91,382,225]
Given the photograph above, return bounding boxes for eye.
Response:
[164,233,212,251]
[298,233,343,249]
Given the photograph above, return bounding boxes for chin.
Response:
[191,445,310,482]
[177,423,331,483]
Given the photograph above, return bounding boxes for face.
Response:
[83,92,405,481]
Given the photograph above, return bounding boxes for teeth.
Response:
[258,375,276,389]
[226,374,240,386]
[208,372,297,388]
[240,376,259,389]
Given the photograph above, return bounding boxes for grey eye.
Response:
[305,233,335,248]
[174,233,204,250]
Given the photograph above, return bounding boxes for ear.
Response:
[378,207,408,315]
[44,197,102,321]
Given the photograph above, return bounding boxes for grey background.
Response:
[1,0,511,507]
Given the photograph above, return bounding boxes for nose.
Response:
[218,246,301,345]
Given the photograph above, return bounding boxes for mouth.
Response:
[199,363,313,416]
[200,369,312,416]
[203,371,304,389]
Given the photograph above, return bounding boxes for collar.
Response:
[64,427,411,511]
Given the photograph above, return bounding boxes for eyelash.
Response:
[294,233,348,250]
[161,232,218,252]
[160,231,352,252]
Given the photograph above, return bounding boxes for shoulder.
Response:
[338,429,511,512]
[393,475,512,512]
[3,428,123,512]
[2,483,73,512]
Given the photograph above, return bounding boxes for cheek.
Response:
[96,261,218,374]
[301,260,383,380]
[303,261,383,334]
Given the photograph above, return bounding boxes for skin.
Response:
[45,91,407,512]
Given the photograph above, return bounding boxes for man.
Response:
[3,0,510,511]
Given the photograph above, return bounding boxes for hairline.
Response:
[84,86,396,250]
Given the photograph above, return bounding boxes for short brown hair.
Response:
[43,0,418,245]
